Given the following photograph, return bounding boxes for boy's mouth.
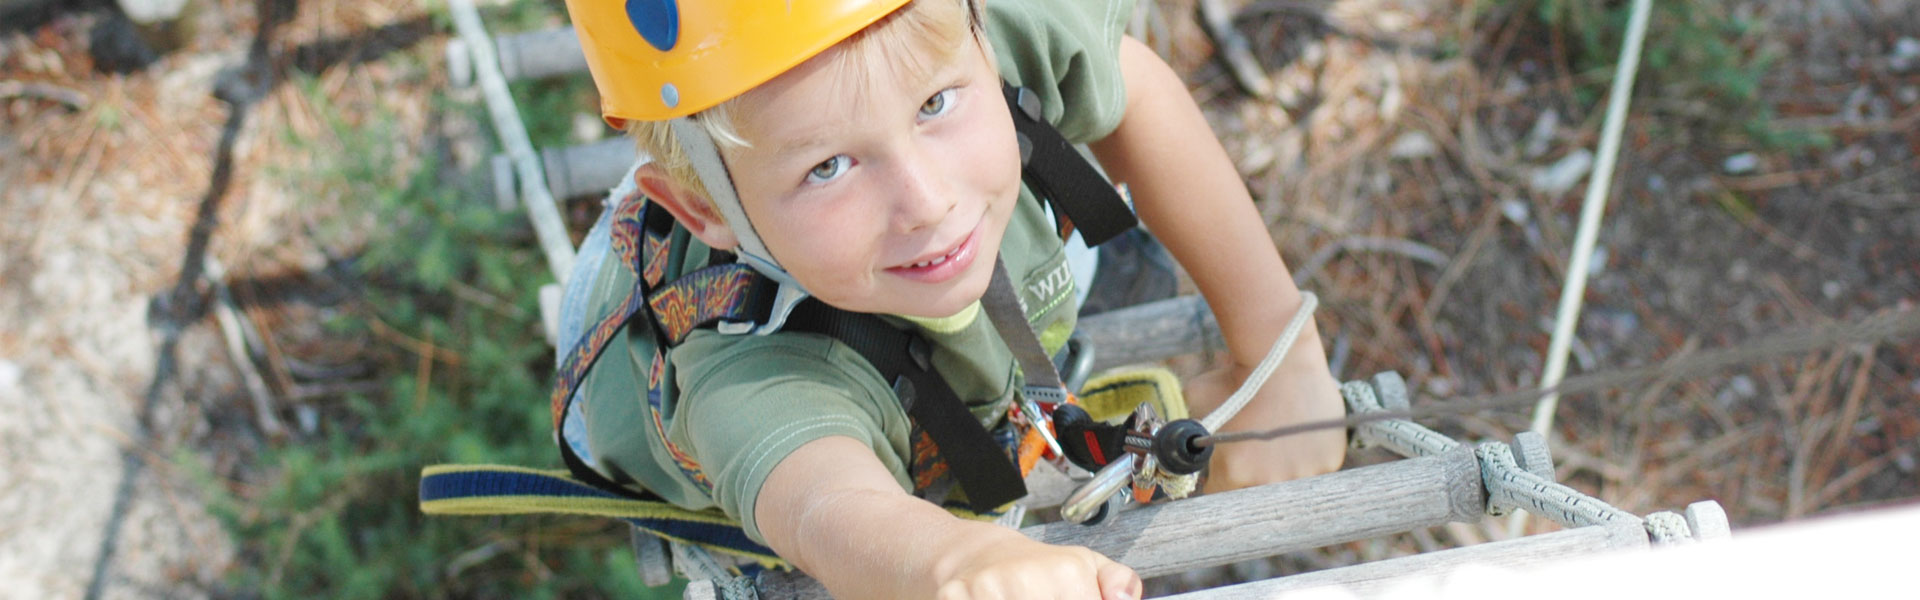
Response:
[886,220,984,284]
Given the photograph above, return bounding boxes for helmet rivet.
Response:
[625,0,679,52]
[660,83,680,109]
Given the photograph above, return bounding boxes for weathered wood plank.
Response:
[1037,445,1485,578]
[446,0,575,280]
[752,446,1485,599]
[489,138,641,206]
[1077,295,1222,371]
[539,138,637,201]
[494,26,588,82]
[1160,523,1650,599]
[1017,460,1083,512]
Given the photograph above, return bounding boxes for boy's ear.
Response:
[636,163,738,251]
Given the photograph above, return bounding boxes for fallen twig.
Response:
[288,380,386,400]
[449,279,531,321]
[364,315,464,366]
[207,258,290,440]
[1809,348,1876,508]
[0,80,90,109]
[1294,235,1449,285]
[1809,435,1917,511]
[1197,0,1274,99]
[1422,202,1501,323]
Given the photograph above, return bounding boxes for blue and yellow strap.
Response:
[419,464,786,569]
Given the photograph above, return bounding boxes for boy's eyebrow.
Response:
[763,126,842,162]
[755,51,973,163]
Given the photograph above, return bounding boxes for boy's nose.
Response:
[887,158,955,233]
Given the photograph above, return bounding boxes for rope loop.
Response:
[1200,291,1319,432]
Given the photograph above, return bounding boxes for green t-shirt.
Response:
[568,0,1135,545]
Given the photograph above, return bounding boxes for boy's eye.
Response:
[806,155,852,184]
[919,88,956,118]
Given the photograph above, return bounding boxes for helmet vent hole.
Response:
[625,0,679,51]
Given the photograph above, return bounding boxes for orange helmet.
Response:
[566,0,915,126]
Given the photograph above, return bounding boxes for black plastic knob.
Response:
[1153,419,1213,475]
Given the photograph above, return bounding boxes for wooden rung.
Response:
[1018,460,1084,512]
[448,26,588,86]
[752,445,1485,599]
[1077,295,1223,371]
[488,138,642,205]
[1160,523,1649,599]
[494,26,588,82]
[538,283,562,347]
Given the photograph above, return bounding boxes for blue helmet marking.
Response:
[625,0,679,52]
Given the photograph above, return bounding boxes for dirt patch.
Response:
[2,0,434,596]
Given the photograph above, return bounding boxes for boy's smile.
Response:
[883,213,984,284]
[718,27,1019,318]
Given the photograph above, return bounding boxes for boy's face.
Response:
[721,32,1019,319]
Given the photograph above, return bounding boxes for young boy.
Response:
[555,0,1347,597]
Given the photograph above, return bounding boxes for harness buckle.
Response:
[1016,387,1066,459]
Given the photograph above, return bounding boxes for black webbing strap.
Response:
[1002,82,1138,246]
[782,299,1029,512]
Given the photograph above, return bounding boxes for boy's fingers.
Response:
[1095,556,1141,600]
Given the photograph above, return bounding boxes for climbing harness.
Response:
[1050,292,1321,523]
[424,82,1148,563]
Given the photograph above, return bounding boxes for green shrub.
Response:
[1486,0,1827,152]
[198,69,679,598]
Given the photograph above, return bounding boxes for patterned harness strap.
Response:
[647,264,780,345]
[549,197,661,431]
[547,197,729,494]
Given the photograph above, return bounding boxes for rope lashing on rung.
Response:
[1342,374,1715,547]
[1645,511,1697,546]
[672,542,760,600]
[1477,442,1642,528]
[1340,377,1460,458]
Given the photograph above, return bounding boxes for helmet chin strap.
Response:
[670,117,811,333]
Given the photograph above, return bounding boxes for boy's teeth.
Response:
[911,247,956,269]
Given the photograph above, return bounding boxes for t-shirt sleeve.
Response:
[984,0,1137,143]
[673,336,914,545]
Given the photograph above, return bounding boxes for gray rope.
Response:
[1199,307,1920,446]
[671,542,759,600]
[1644,511,1696,546]
[1341,380,1460,458]
[1477,442,1642,528]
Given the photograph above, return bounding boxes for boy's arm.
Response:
[755,436,1140,600]
[1088,36,1347,490]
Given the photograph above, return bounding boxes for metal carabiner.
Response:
[1060,452,1136,525]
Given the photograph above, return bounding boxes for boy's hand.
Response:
[759,436,1139,599]
[932,526,1140,600]
[1183,334,1347,494]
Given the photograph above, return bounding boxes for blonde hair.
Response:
[626,0,981,203]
